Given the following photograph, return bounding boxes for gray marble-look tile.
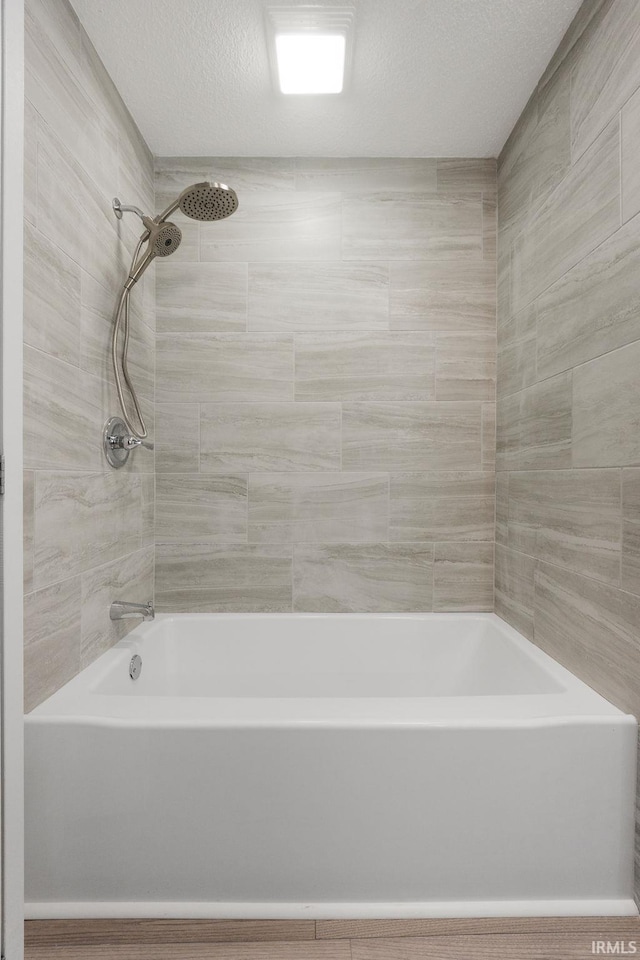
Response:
[24,345,104,472]
[538,0,612,91]
[293,543,433,613]
[156,334,293,403]
[295,333,435,401]
[295,158,437,193]
[534,561,640,716]
[496,473,509,546]
[156,475,248,543]
[389,471,495,500]
[200,191,341,262]
[24,575,81,712]
[25,3,119,200]
[155,157,296,196]
[572,339,640,467]
[622,84,640,222]
[435,333,496,401]
[390,492,494,542]
[80,546,154,669]
[482,196,497,260]
[342,402,482,472]
[498,61,571,241]
[510,117,620,314]
[201,402,341,473]
[248,262,390,332]
[570,0,640,162]
[141,473,154,547]
[343,193,483,261]
[24,98,38,226]
[156,261,247,333]
[536,212,640,380]
[155,404,200,474]
[433,542,494,612]
[482,402,496,470]
[389,261,496,332]
[497,302,537,399]
[24,220,81,366]
[24,471,35,594]
[623,468,640,596]
[496,372,572,471]
[34,471,143,589]
[248,473,388,544]
[155,543,292,613]
[437,159,497,195]
[495,544,536,639]
[508,469,622,584]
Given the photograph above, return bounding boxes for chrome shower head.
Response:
[149,220,182,256]
[158,181,239,224]
[177,181,239,221]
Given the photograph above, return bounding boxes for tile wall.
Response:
[23,0,155,710]
[496,0,640,895]
[154,157,497,613]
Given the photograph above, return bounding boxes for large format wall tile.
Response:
[34,471,143,589]
[248,262,390,332]
[24,220,81,365]
[156,262,248,333]
[342,402,482,472]
[201,402,342,473]
[622,85,640,222]
[155,543,293,612]
[435,333,496,401]
[389,472,494,542]
[156,334,293,403]
[295,158,437,193]
[343,193,483,261]
[155,404,200,473]
[24,575,81,712]
[294,333,435,401]
[534,561,640,715]
[248,473,388,544]
[494,544,536,639]
[510,117,620,313]
[389,261,496,332]
[536,212,640,379]
[156,475,248,543]
[507,469,621,583]
[433,542,494,612]
[496,372,572,471]
[293,543,433,613]
[497,303,537,399]
[623,469,640,595]
[572,339,640,467]
[200,191,342,262]
[436,158,497,195]
[570,0,640,162]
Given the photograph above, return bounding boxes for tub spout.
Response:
[110,600,155,622]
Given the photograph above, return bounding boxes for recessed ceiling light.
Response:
[276,33,346,94]
[265,4,355,97]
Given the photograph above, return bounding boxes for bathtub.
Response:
[25,613,637,919]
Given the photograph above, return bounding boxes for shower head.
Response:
[159,181,239,223]
[125,217,182,287]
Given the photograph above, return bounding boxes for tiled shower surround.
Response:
[496,0,640,893]
[23,0,155,711]
[154,157,497,613]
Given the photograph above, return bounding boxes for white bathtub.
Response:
[25,613,637,919]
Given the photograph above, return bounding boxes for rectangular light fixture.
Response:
[275,33,346,94]
[265,4,355,96]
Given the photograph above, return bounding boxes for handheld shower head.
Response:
[149,220,182,257]
[158,181,239,223]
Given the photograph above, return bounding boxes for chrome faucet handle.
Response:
[110,600,155,622]
[107,432,154,451]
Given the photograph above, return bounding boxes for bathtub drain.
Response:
[129,655,142,680]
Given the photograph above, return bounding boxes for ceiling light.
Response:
[265,4,355,96]
[276,33,345,94]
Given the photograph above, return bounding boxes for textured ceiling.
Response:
[69,0,582,158]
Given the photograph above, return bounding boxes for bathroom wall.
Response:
[496,0,640,890]
[23,0,155,711]
[154,157,497,613]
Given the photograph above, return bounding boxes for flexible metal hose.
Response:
[111,237,148,440]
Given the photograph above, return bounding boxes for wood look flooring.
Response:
[24,917,640,959]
